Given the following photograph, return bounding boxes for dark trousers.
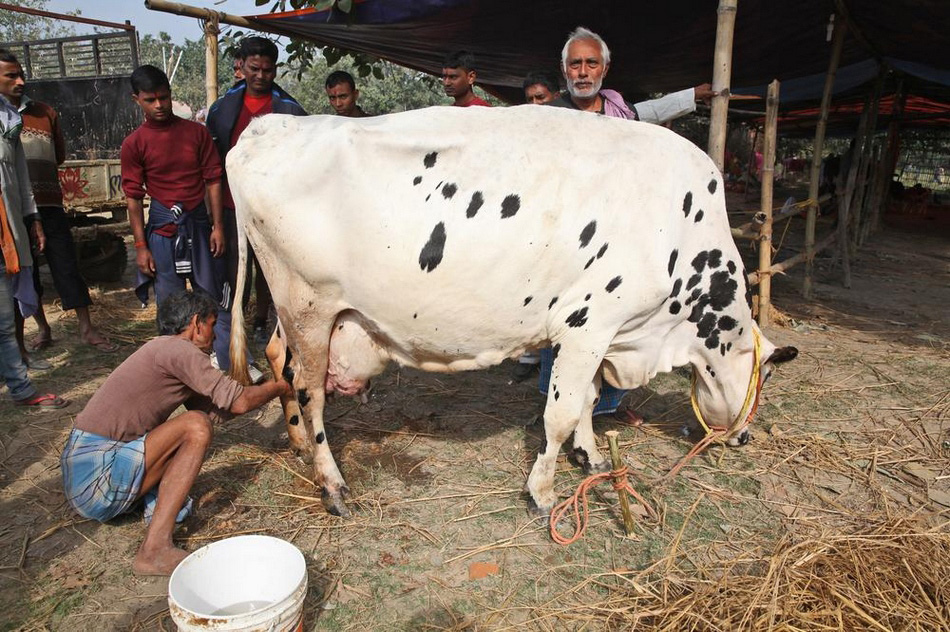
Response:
[223,207,271,319]
[31,206,92,310]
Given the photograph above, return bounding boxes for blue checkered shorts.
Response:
[60,428,146,522]
[538,347,626,416]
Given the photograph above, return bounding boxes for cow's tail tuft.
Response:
[228,199,252,385]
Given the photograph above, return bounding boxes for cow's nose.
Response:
[736,429,751,445]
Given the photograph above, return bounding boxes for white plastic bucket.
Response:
[168,535,307,631]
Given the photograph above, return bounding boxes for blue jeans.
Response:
[148,231,238,370]
[0,259,37,401]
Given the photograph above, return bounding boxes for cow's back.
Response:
[229,107,733,368]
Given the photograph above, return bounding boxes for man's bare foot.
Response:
[81,329,118,353]
[133,544,190,576]
[28,330,53,352]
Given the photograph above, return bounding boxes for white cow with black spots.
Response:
[228,106,797,517]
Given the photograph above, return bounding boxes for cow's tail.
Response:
[228,202,252,385]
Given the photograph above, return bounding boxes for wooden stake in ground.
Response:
[804,13,847,298]
[605,431,635,537]
[757,79,779,326]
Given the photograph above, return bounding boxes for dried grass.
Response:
[522,515,950,631]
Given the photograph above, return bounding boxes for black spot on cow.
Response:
[697,312,718,338]
[692,251,709,273]
[442,183,458,199]
[670,278,682,297]
[579,221,597,248]
[683,191,693,217]
[694,210,704,223]
[308,301,313,307]
[549,296,558,309]
[424,151,438,168]
[688,296,712,323]
[523,296,533,306]
[708,249,722,268]
[708,270,738,311]
[315,432,325,444]
[708,178,718,194]
[668,249,678,276]
[726,342,732,351]
[413,313,417,319]
[554,389,560,401]
[425,194,431,202]
[418,222,447,272]
[686,273,703,291]
[500,194,521,218]
[584,257,595,270]
[596,243,608,259]
[584,293,591,301]
[288,414,299,426]
[552,343,561,360]
[538,438,548,456]
[566,307,589,327]
[669,301,682,314]
[738,327,744,336]
[413,176,422,185]
[297,388,311,408]
[705,331,721,349]
[727,260,737,274]
[706,365,716,378]
[337,324,343,331]
[720,343,727,356]
[436,180,443,189]
[605,276,622,293]
[282,360,295,385]
[744,274,753,310]
[685,288,701,305]
[718,315,738,331]
[466,191,484,218]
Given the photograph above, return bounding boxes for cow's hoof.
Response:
[526,498,553,519]
[727,429,752,447]
[321,488,352,518]
[584,460,611,475]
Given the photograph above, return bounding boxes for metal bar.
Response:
[0,1,135,31]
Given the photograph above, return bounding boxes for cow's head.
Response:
[326,311,389,396]
[691,325,797,445]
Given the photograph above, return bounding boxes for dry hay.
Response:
[532,515,950,631]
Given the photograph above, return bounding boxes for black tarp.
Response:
[242,0,950,112]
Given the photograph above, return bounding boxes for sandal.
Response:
[16,393,69,410]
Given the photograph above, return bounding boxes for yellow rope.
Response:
[689,329,762,439]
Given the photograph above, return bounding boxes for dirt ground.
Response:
[0,207,947,631]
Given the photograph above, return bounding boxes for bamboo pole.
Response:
[851,70,885,250]
[204,16,219,107]
[706,0,738,172]
[837,85,874,289]
[866,83,906,238]
[748,231,837,286]
[604,431,635,537]
[803,14,847,298]
[757,80,779,326]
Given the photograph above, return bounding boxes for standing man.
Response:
[61,290,292,576]
[0,50,66,409]
[206,37,307,352]
[0,52,116,357]
[120,65,243,378]
[325,70,370,118]
[522,70,561,105]
[442,51,491,107]
[539,27,716,420]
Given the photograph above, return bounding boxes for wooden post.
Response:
[836,85,875,289]
[757,80,779,327]
[803,15,847,298]
[851,71,885,249]
[605,431,635,537]
[706,0,738,172]
[867,84,906,237]
[204,16,219,107]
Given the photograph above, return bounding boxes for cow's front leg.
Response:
[526,343,603,516]
[265,325,311,461]
[570,373,610,474]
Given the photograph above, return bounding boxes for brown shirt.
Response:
[19,99,66,207]
[75,336,244,442]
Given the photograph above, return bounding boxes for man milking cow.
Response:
[60,290,291,576]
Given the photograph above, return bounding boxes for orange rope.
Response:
[549,466,657,545]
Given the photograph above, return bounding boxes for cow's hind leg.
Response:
[569,374,610,475]
[264,324,311,461]
[526,342,604,516]
[276,306,352,517]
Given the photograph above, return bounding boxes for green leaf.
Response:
[357,64,370,78]
[372,66,384,80]
[313,0,336,10]
[254,0,269,5]
[337,0,353,12]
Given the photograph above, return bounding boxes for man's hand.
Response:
[694,83,718,106]
[29,218,46,253]
[210,224,225,258]
[136,246,156,277]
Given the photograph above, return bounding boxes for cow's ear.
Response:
[768,346,798,364]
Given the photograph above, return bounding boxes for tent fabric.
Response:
[246,0,950,101]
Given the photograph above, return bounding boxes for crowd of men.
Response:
[0,26,716,576]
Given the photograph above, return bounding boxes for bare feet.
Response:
[81,329,118,352]
[28,330,53,352]
[133,543,190,576]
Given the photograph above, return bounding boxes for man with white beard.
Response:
[541,26,717,421]
[548,26,715,123]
